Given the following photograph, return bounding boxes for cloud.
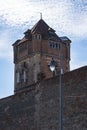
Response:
[0,0,34,25]
[0,0,87,66]
[0,0,87,37]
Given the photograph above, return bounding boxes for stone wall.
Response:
[0,66,87,130]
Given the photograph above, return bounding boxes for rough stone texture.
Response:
[0,66,87,130]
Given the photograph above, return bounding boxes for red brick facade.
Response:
[13,19,71,93]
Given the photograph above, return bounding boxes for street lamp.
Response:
[49,57,58,77]
[49,46,63,130]
[49,57,56,73]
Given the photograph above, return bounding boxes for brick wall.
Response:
[0,66,87,130]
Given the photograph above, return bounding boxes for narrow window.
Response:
[36,34,41,40]
[49,42,52,47]
[16,72,20,83]
[52,43,55,48]
[38,34,41,40]
[23,70,27,82]
[55,43,58,48]
[32,35,37,40]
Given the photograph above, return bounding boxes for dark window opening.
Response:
[49,42,60,49]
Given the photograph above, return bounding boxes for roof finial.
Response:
[40,12,42,19]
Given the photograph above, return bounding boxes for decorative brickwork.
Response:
[0,66,87,130]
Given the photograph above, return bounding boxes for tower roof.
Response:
[13,19,71,46]
[31,19,60,40]
[31,19,55,34]
[60,36,71,43]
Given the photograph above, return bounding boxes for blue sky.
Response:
[0,0,87,98]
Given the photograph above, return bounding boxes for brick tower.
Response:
[13,18,71,93]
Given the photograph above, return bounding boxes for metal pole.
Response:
[59,45,63,130]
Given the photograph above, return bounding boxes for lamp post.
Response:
[49,45,63,130]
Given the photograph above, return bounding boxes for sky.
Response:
[0,0,87,99]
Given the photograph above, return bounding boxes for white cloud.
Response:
[0,0,87,66]
[0,0,37,25]
[0,0,87,37]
